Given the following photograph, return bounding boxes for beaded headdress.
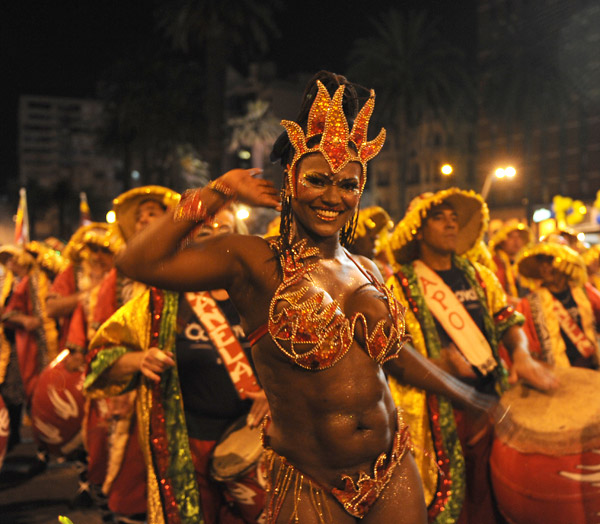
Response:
[280,80,386,197]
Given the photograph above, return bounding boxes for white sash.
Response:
[552,296,596,357]
[413,260,497,375]
[185,292,260,399]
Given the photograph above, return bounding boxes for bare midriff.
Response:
[254,340,398,490]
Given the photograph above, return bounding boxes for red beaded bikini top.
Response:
[248,239,407,370]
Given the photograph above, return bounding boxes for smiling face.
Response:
[417,202,459,257]
[290,152,361,241]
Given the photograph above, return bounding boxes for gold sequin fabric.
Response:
[268,239,407,370]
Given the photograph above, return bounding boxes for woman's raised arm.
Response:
[116,168,280,292]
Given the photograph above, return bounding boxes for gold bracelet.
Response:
[207,179,236,201]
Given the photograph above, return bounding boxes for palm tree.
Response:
[479,3,576,217]
[347,9,476,217]
[154,0,282,178]
[97,43,206,191]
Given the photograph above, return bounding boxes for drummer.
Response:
[488,219,533,304]
[385,188,558,523]
[515,241,600,369]
[85,202,269,524]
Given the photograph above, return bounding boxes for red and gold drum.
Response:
[211,417,267,523]
[490,367,600,524]
[30,350,85,457]
[0,394,8,470]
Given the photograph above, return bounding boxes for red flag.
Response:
[79,192,91,226]
[14,187,30,245]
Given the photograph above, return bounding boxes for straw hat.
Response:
[515,242,587,287]
[112,186,180,242]
[388,187,489,265]
[26,241,69,275]
[62,223,114,263]
[355,206,393,239]
[488,219,533,251]
[464,240,498,273]
[581,244,600,268]
[0,245,35,268]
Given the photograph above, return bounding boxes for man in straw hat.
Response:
[488,219,533,303]
[384,188,557,524]
[516,242,600,369]
[80,186,179,524]
[86,202,269,524]
[46,223,116,350]
[93,186,179,331]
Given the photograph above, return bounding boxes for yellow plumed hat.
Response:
[26,241,69,275]
[515,241,587,287]
[63,223,114,263]
[464,240,498,273]
[581,244,600,267]
[112,186,180,241]
[0,244,35,268]
[387,187,489,267]
[488,219,533,251]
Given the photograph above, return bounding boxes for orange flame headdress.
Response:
[281,80,386,197]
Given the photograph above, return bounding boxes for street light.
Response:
[441,164,453,176]
[481,165,517,200]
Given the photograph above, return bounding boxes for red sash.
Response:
[185,292,260,399]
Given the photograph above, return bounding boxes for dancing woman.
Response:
[117,71,500,523]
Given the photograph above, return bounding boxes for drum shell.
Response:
[210,416,266,522]
[0,394,8,470]
[490,367,600,524]
[30,352,85,456]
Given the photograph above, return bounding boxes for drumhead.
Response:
[210,416,263,482]
[497,367,600,455]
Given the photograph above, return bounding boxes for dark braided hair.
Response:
[271,71,364,258]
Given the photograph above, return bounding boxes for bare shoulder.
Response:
[351,253,384,283]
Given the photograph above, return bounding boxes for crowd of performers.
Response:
[0,71,599,524]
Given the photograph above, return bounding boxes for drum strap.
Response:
[413,260,497,375]
[552,295,596,357]
[185,291,260,399]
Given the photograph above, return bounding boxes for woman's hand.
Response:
[245,389,270,428]
[140,347,175,382]
[218,169,281,210]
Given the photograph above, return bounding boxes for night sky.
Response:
[2,1,477,182]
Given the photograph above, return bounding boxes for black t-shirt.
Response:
[551,288,597,369]
[434,264,497,394]
[175,294,254,441]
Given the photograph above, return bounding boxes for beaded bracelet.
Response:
[173,188,212,222]
[207,179,237,201]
